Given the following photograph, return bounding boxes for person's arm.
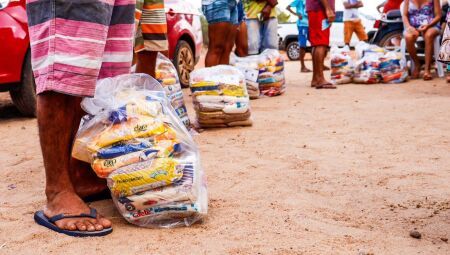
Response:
[320,0,336,22]
[377,1,386,13]
[262,0,278,20]
[343,0,363,9]
[402,0,414,30]
[287,4,303,19]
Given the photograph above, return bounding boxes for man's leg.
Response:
[205,22,232,66]
[136,51,158,77]
[235,22,249,57]
[313,46,334,88]
[220,23,237,64]
[299,26,311,72]
[354,20,369,42]
[39,93,111,232]
[344,21,353,46]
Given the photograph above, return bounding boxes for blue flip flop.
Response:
[34,208,112,237]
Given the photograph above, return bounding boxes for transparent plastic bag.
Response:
[230,53,261,99]
[155,53,190,128]
[330,45,354,85]
[379,51,408,84]
[258,49,286,97]
[72,73,207,228]
[189,65,253,128]
[353,54,382,84]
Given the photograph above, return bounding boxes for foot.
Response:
[411,63,421,79]
[315,79,336,89]
[423,72,433,81]
[446,74,450,83]
[44,190,112,232]
[301,67,312,73]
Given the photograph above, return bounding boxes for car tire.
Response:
[174,40,195,88]
[286,41,300,61]
[9,51,36,117]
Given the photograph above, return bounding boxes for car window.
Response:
[335,11,343,23]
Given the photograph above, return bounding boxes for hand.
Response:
[417,25,428,33]
[407,26,418,33]
[326,9,336,23]
[262,5,272,20]
[297,14,303,20]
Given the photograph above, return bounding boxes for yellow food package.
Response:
[87,116,167,152]
[108,158,183,197]
[221,84,245,97]
[162,78,177,85]
[191,81,217,87]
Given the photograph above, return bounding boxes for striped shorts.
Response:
[26,0,136,97]
[134,0,168,53]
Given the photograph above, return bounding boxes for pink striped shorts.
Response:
[26,0,136,97]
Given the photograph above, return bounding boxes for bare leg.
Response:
[136,51,158,78]
[300,48,311,72]
[39,92,111,232]
[423,28,439,80]
[205,22,230,67]
[312,46,335,89]
[220,23,237,65]
[405,29,421,78]
[235,22,249,57]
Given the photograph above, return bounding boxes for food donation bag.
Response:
[72,74,207,228]
[353,43,386,84]
[330,46,354,85]
[230,54,261,99]
[379,51,408,84]
[189,65,253,128]
[258,49,286,97]
[155,53,190,128]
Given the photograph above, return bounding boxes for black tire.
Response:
[377,31,403,50]
[173,40,195,88]
[286,41,300,61]
[9,51,36,117]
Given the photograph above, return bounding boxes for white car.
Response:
[278,11,377,60]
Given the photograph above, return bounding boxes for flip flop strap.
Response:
[48,208,97,224]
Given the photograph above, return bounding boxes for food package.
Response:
[258,49,286,97]
[230,54,261,99]
[353,54,382,84]
[379,51,408,84]
[330,46,354,85]
[155,53,190,128]
[72,73,207,228]
[189,65,253,128]
[355,42,385,60]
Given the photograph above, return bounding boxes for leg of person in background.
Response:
[354,20,369,43]
[423,27,439,81]
[235,21,249,57]
[246,19,262,55]
[261,17,279,52]
[404,28,421,79]
[136,52,158,77]
[344,21,353,47]
[219,1,239,64]
[205,22,231,66]
[298,26,311,72]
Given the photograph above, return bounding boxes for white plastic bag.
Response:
[72,73,207,228]
[189,65,252,128]
[330,45,354,85]
[155,53,190,128]
[230,53,261,99]
[258,49,286,97]
[353,54,382,84]
[379,51,408,84]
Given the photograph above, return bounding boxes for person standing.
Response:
[203,0,239,67]
[342,0,368,46]
[244,0,279,55]
[235,0,249,57]
[287,0,312,72]
[307,0,336,89]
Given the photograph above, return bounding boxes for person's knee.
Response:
[404,33,418,43]
[424,29,438,42]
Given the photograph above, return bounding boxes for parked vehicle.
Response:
[279,10,377,60]
[0,0,202,117]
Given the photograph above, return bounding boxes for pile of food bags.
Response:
[353,43,385,84]
[379,51,408,83]
[155,53,190,128]
[330,46,354,85]
[189,65,252,128]
[257,49,286,97]
[72,74,207,228]
[230,54,261,99]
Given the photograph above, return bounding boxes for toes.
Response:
[76,222,87,231]
[98,217,112,228]
[84,221,96,232]
[87,219,104,231]
[66,222,77,231]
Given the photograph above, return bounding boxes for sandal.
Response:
[315,83,337,89]
[423,72,433,81]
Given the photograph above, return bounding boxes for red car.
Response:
[0,0,203,116]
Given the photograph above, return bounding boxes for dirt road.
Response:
[0,61,449,254]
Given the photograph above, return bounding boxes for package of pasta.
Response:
[189,65,253,128]
[72,73,207,228]
[330,45,354,85]
[379,51,408,84]
[155,53,190,128]
[258,49,286,97]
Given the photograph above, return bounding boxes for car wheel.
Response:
[174,40,195,88]
[378,31,403,50]
[286,41,300,61]
[9,51,37,117]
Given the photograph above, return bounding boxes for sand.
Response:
[0,60,449,255]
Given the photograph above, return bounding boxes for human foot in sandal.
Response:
[423,71,433,81]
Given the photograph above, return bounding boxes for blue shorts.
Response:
[298,26,308,48]
[237,1,246,24]
[202,0,238,25]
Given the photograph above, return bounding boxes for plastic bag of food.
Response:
[189,65,253,128]
[353,53,382,84]
[72,73,207,228]
[355,42,385,60]
[330,45,354,85]
[155,53,190,128]
[258,49,286,97]
[379,51,408,84]
[230,53,261,99]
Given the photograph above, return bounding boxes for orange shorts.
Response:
[344,20,368,45]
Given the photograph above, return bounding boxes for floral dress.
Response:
[438,9,450,64]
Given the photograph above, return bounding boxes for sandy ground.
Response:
[0,60,449,255]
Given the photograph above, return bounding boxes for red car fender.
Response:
[167,12,200,61]
[0,0,29,84]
